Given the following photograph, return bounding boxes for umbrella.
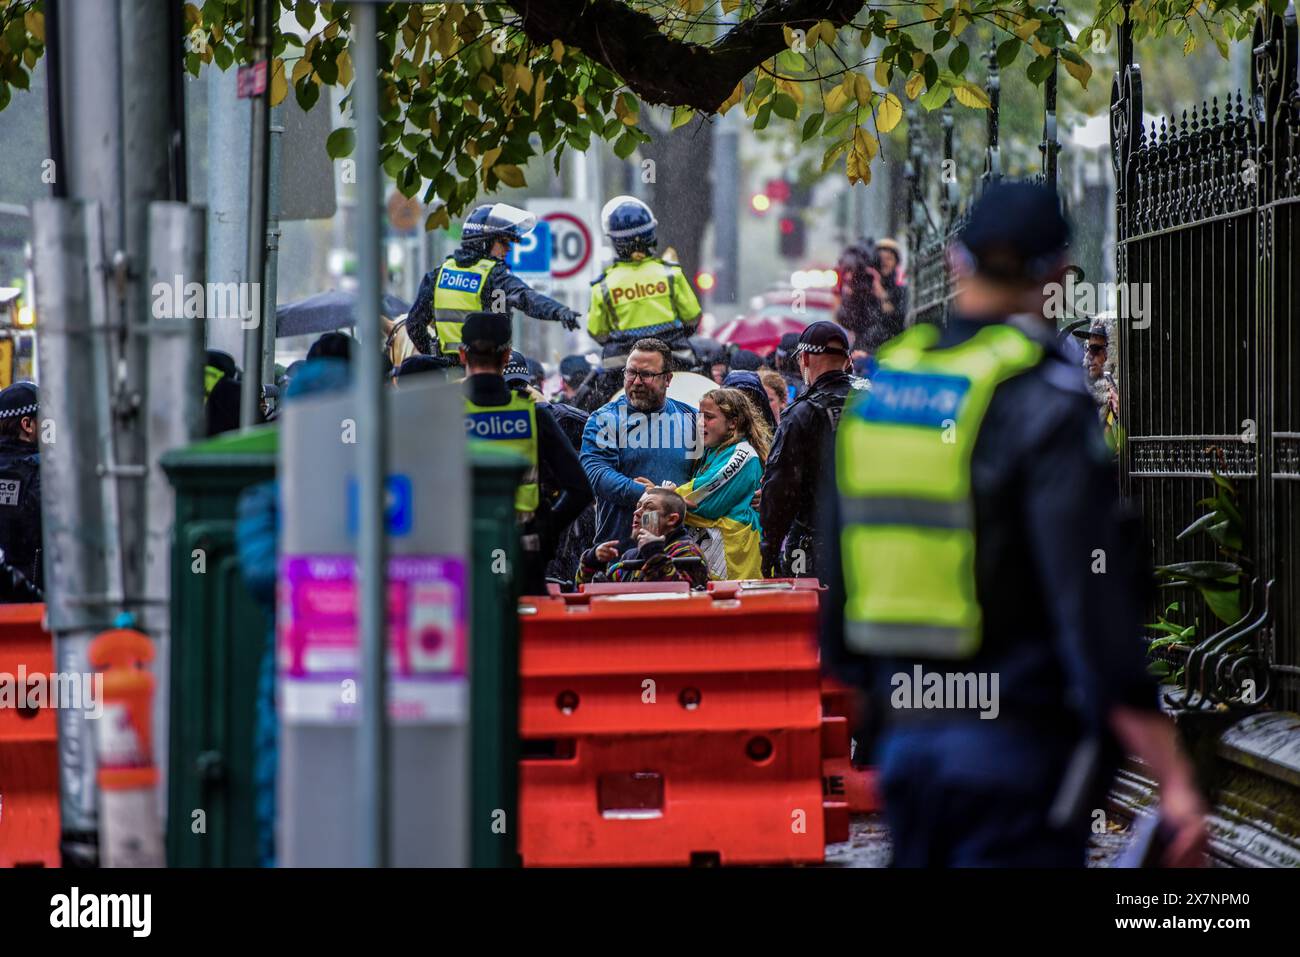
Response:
[713,314,810,355]
[275,290,411,339]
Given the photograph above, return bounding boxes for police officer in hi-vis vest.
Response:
[0,382,42,592]
[408,203,581,362]
[821,182,1207,867]
[460,312,591,595]
[587,196,702,352]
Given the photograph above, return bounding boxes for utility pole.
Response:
[711,13,740,311]
[351,0,390,868]
[241,0,273,426]
[261,105,284,385]
[38,0,182,866]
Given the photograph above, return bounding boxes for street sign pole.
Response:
[351,0,390,869]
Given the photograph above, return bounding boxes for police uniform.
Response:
[0,383,43,591]
[821,183,1158,867]
[461,316,592,594]
[408,204,580,359]
[759,322,859,578]
[586,256,702,348]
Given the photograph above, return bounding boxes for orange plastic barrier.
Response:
[518,585,830,866]
[0,604,59,867]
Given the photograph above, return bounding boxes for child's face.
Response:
[698,397,732,448]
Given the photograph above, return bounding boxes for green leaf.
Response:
[1026,55,1055,85]
[754,101,773,131]
[948,41,969,75]
[802,111,824,141]
[772,93,798,121]
[1146,660,1173,679]
[295,0,315,32]
[1201,583,1243,626]
[455,154,476,178]
[213,43,233,71]
[997,38,1021,68]
[671,105,695,129]
[823,111,854,140]
[919,82,950,111]
[1176,510,1221,540]
[382,151,407,178]
[325,127,355,159]
[613,131,638,159]
[295,77,320,111]
[777,49,806,73]
[1155,561,1243,582]
[922,54,939,88]
[932,29,951,51]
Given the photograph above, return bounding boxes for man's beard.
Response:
[628,391,659,411]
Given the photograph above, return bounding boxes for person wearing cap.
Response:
[461,312,591,594]
[407,203,581,362]
[0,381,43,591]
[820,181,1206,867]
[586,196,702,352]
[758,320,859,580]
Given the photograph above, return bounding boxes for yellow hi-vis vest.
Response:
[589,258,690,339]
[433,256,496,356]
[465,389,540,513]
[836,322,1043,659]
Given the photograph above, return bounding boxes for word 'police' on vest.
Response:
[609,278,669,304]
[438,267,485,294]
[465,408,533,439]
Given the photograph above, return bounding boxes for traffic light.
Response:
[778,215,806,260]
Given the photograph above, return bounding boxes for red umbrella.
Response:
[713,314,811,355]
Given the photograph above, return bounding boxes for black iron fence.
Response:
[905,6,1062,325]
[1111,6,1300,711]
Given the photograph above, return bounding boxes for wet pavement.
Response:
[824,814,1138,867]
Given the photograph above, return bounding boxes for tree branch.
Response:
[508,0,869,112]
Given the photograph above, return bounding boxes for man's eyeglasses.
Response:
[624,369,668,383]
[1087,344,1107,355]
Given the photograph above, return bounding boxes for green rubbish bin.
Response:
[160,426,277,867]
[469,448,527,868]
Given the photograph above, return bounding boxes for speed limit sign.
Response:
[527,199,598,292]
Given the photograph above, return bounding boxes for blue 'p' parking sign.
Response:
[509,219,552,274]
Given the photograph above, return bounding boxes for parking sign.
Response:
[510,219,552,274]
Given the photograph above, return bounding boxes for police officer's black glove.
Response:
[560,312,580,332]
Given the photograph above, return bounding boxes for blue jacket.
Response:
[580,395,699,544]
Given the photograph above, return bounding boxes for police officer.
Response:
[759,321,859,579]
[461,313,591,594]
[821,182,1207,867]
[0,382,42,592]
[409,203,581,362]
[587,196,702,352]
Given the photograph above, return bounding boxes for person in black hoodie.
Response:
[0,382,43,591]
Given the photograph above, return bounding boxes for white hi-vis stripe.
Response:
[845,620,978,659]
[841,496,973,529]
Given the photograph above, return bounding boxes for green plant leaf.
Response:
[325,127,355,159]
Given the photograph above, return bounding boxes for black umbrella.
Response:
[275,289,411,339]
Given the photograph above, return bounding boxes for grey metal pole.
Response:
[262,107,284,384]
[241,0,273,426]
[351,0,390,868]
[711,15,740,309]
[205,67,252,357]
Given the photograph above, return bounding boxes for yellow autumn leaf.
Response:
[722,0,741,12]
[494,164,527,189]
[480,147,502,184]
[24,10,44,43]
[824,84,850,113]
[912,50,925,70]
[950,11,971,36]
[426,207,451,232]
[337,50,353,87]
[953,82,990,108]
[534,73,547,120]
[1014,16,1041,41]
[292,56,313,85]
[1183,32,1197,55]
[818,20,838,46]
[905,72,926,100]
[552,39,565,62]
[874,59,890,87]
[1063,57,1092,89]
[269,58,287,107]
[1030,37,1050,58]
[876,92,903,133]
[853,73,872,106]
[778,77,804,108]
[846,129,876,185]
[516,63,534,96]
[719,81,744,115]
[855,127,879,161]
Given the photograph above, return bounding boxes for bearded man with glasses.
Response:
[579,337,701,547]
